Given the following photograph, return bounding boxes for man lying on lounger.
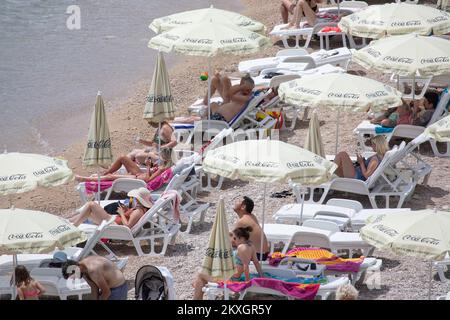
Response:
[208,73,255,122]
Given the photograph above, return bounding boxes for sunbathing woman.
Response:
[128,121,177,166]
[74,153,171,183]
[283,0,323,29]
[68,187,152,227]
[192,226,264,300]
[333,135,389,181]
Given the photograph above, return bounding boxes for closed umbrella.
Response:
[278,73,403,153]
[360,209,450,299]
[0,208,86,298]
[338,3,450,39]
[304,110,325,158]
[143,51,175,164]
[0,153,73,196]
[149,5,266,34]
[203,139,337,262]
[201,197,235,299]
[82,92,113,202]
[148,20,270,119]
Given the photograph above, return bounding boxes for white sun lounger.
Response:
[262,223,374,257]
[354,89,450,156]
[203,274,350,300]
[239,47,352,76]
[274,199,410,231]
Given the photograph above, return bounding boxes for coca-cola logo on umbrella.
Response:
[8,232,44,241]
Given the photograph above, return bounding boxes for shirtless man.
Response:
[232,196,270,261]
[62,256,128,300]
[208,74,255,123]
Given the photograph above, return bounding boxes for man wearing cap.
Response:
[68,187,153,228]
[62,255,128,300]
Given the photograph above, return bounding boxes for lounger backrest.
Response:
[105,178,147,200]
[276,48,308,57]
[282,56,316,69]
[291,228,332,249]
[389,124,425,141]
[164,164,194,192]
[76,218,115,261]
[365,144,401,189]
[131,196,174,236]
[325,199,363,212]
[269,74,301,89]
[428,89,450,126]
[303,219,340,233]
[230,93,266,128]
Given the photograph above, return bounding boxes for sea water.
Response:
[0,0,242,154]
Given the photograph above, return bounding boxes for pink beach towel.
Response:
[85,181,113,194]
[218,278,319,300]
[160,190,181,223]
[147,168,174,191]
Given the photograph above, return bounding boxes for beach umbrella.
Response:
[352,34,450,99]
[149,5,266,34]
[82,92,113,202]
[0,153,73,196]
[338,3,450,39]
[304,110,325,158]
[203,139,337,262]
[143,51,175,164]
[201,197,235,299]
[352,34,450,77]
[148,20,270,119]
[0,208,86,298]
[360,209,450,299]
[423,114,450,142]
[278,73,403,154]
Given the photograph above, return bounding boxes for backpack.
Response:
[134,265,168,300]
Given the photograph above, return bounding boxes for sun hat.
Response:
[53,251,68,263]
[127,187,153,208]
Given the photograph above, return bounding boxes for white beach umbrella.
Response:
[0,208,86,298]
[338,3,450,39]
[0,152,73,196]
[82,92,113,202]
[201,197,235,299]
[352,34,450,77]
[143,51,175,164]
[203,139,337,262]
[149,5,266,34]
[148,20,270,119]
[423,114,450,142]
[278,73,403,153]
[360,209,450,299]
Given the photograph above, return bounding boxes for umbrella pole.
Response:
[412,73,416,101]
[12,253,17,300]
[300,186,305,225]
[260,183,267,264]
[97,167,101,204]
[224,281,229,300]
[208,58,212,121]
[335,109,340,155]
[337,0,340,17]
[428,261,432,300]
[158,121,161,165]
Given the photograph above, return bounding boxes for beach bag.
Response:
[134,265,168,300]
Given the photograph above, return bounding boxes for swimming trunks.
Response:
[108,282,128,300]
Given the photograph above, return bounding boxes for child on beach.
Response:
[15,265,46,300]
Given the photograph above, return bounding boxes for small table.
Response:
[317,31,347,50]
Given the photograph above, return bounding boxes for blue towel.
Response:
[375,126,394,134]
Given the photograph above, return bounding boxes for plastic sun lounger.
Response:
[354,89,450,156]
[262,223,374,257]
[274,199,410,232]
[79,195,181,257]
[239,47,352,76]
[203,274,350,300]
[291,140,431,208]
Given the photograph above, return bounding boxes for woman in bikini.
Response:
[333,135,389,181]
[284,0,323,29]
[68,187,152,227]
[15,265,46,300]
[192,226,263,300]
[74,151,171,184]
[128,121,177,166]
